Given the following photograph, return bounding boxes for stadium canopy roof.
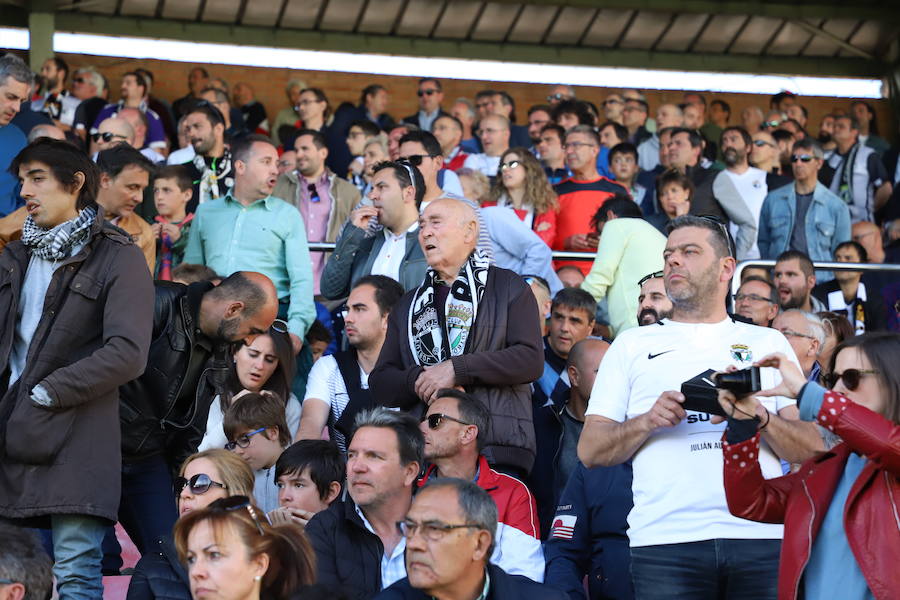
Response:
[4,0,899,79]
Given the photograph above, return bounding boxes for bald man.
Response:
[371,196,544,478]
[90,116,134,154]
[463,114,511,177]
[114,271,279,561]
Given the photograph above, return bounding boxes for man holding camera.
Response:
[578,216,822,600]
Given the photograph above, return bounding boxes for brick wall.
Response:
[59,52,896,143]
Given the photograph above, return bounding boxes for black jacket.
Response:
[305,493,387,600]
[118,281,229,468]
[126,535,190,600]
[375,563,568,600]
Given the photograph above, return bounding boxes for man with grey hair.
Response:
[271,78,306,145]
[0,522,53,600]
[758,138,851,274]
[579,215,821,600]
[0,53,33,217]
[371,195,544,478]
[26,123,65,143]
[71,66,108,142]
[772,309,826,381]
[376,478,566,599]
[307,407,424,599]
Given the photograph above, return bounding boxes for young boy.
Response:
[268,439,344,528]
[223,392,292,513]
[608,142,645,206]
[151,165,194,280]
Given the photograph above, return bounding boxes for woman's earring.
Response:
[254,575,262,582]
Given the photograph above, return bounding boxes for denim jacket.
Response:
[757,181,851,273]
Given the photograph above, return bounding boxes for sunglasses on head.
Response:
[271,318,289,334]
[422,413,471,430]
[207,495,265,535]
[91,132,127,143]
[224,427,266,451]
[174,473,227,497]
[822,368,879,391]
[791,154,816,163]
[637,270,664,287]
[417,89,438,97]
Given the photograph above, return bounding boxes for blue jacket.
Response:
[544,462,634,600]
[757,181,851,270]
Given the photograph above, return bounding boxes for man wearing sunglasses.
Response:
[417,389,545,582]
[401,78,447,133]
[758,138,851,278]
[70,66,108,142]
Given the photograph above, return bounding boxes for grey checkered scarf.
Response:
[21,207,97,261]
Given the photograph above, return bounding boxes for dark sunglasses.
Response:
[73,77,87,84]
[91,132,127,143]
[417,89,438,97]
[637,270,664,287]
[208,495,265,535]
[499,160,521,171]
[401,154,436,167]
[307,183,321,203]
[546,93,566,102]
[791,154,816,163]
[174,473,227,496]
[271,318,289,333]
[422,413,471,430]
[822,369,879,391]
[224,426,266,451]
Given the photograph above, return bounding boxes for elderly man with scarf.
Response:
[370,196,544,479]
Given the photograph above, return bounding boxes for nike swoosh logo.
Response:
[648,350,675,359]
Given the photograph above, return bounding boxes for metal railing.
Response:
[732,260,900,295]
[307,242,597,261]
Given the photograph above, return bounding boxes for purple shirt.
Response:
[297,171,333,295]
[91,101,167,149]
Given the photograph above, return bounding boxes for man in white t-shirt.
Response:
[296,275,404,452]
[577,215,823,600]
[716,126,768,260]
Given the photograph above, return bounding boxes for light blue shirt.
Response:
[183,192,315,337]
[355,504,407,589]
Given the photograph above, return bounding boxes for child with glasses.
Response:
[223,393,293,513]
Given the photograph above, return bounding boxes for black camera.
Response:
[714,366,761,396]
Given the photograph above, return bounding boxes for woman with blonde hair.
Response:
[127,450,256,599]
[174,496,316,600]
[483,146,558,245]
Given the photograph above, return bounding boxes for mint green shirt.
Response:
[184,192,315,337]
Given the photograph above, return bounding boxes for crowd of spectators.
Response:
[0,49,899,600]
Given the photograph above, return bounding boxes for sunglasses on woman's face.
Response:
[499,160,521,171]
[822,368,879,391]
[174,473,227,496]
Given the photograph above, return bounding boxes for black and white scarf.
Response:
[408,250,491,366]
[21,207,97,261]
[193,148,233,204]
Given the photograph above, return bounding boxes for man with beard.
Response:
[636,270,673,326]
[32,57,80,130]
[579,215,821,600]
[180,102,230,211]
[185,134,316,356]
[773,250,825,313]
[110,271,278,572]
[715,126,768,259]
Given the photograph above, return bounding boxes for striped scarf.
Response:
[21,207,97,261]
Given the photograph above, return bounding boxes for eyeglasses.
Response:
[603,99,624,106]
[734,293,775,304]
[417,89,438,97]
[398,519,481,541]
[563,142,596,150]
[752,140,775,148]
[297,99,322,106]
[546,93,566,102]
[73,77,87,84]
[271,318,289,334]
[224,427,266,451]
[763,120,781,128]
[208,495,265,535]
[791,154,816,163]
[637,270,664,287]
[91,132,127,143]
[174,473,227,497]
[308,183,320,203]
[778,328,814,340]
[276,159,294,169]
[822,369,879,391]
[499,160,521,171]
[422,413,471,430]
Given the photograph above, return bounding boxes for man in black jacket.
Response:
[306,407,422,600]
[109,271,278,568]
[376,478,567,600]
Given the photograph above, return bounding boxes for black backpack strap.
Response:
[333,349,374,439]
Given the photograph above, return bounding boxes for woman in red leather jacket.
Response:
[718,332,899,600]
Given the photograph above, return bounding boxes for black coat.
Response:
[305,494,386,600]
[118,281,229,468]
[375,563,568,600]
[126,536,190,600]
